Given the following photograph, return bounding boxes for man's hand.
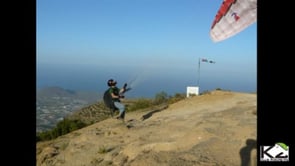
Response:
[123,83,127,89]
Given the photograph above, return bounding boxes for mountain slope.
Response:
[36,90,257,166]
[37,86,102,132]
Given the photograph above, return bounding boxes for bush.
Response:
[36,118,87,142]
[127,98,153,112]
[168,93,186,104]
[153,91,168,105]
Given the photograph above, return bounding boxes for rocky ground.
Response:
[36,90,257,166]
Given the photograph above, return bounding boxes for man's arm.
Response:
[111,92,120,99]
[110,88,121,99]
[119,83,128,94]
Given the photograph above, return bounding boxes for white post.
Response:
[197,58,200,86]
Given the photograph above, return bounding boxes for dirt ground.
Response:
[37,90,257,166]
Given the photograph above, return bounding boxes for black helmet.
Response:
[107,79,117,86]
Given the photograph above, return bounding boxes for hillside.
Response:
[36,90,257,166]
[37,86,102,132]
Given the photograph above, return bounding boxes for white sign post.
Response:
[186,86,199,97]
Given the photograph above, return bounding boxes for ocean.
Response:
[37,64,257,98]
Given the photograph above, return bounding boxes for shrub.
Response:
[153,91,168,105]
[36,118,87,142]
[168,93,186,104]
[127,98,152,112]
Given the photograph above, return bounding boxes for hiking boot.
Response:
[116,116,124,121]
[115,115,121,119]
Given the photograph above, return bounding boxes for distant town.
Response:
[36,87,101,132]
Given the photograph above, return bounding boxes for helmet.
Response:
[107,79,117,86]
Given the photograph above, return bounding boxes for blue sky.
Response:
[37,0,257,97]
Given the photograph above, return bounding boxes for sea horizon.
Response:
[37,62,256,99]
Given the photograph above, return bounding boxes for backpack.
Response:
[103,88,117,116]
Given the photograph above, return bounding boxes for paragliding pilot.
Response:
[106,79,128,120]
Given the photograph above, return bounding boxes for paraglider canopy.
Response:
[210,0,257,42]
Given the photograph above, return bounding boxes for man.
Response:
[107,79,127,120]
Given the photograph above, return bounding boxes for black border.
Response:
[10,0,294,165]
[9,0,36,165]
[258,0,293,165]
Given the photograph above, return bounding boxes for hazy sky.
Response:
[37,0,257,97]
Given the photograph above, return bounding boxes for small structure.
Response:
[186,86,199,97]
